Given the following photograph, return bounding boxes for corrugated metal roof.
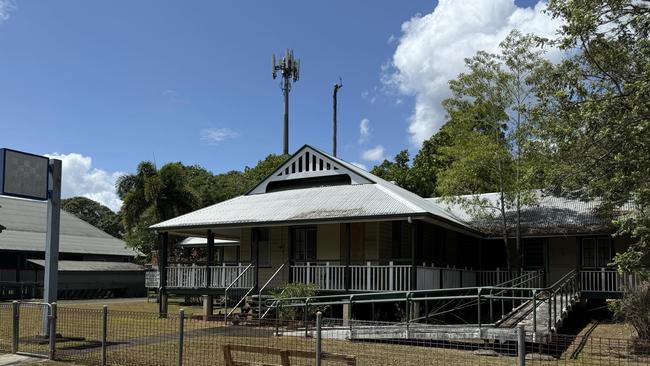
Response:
[0,195,137,257]
[151,145,470,232]
[151,183,424,230]
[28,259,144,272]
[428,191,631,237]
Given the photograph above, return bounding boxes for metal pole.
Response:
[315,311,322,366]
[517,323,526,366]
[49,302,57,360]
[178,309,185,366]
[283,77,289,155]
[101,305,108,366]
[532,290,537,339]
[43,159,62,336]
[477,288,482,329]
[12,301,19,354]
[332,81,342,157]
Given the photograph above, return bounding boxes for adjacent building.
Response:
[0,195,144,299]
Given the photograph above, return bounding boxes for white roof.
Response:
[151,145,469,232]
[0,195,137,257]
[178,237,239,247]
[150,145,626,238]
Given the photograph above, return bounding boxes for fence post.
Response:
[517,323,526,366]
[178,309,185,366]
[389,261,394,291]
[49,302,57,360]
[101,305,108,366]
[532,290,537,341]
[12,301,19,354]
[477,288,482,329]
[315,311,322,366]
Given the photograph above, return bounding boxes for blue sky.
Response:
[0,0,556,210]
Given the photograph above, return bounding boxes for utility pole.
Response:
[332,79,343,157]
[272,49,300,155]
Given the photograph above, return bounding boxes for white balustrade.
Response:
[291,261,411,291]
[211,264,254,288]
[166,265,206,288]
[163,264,253,289]
[580,268,641,293]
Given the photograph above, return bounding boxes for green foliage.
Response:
[371,131,452,198]
[61,196,123,238]
[538,0,650,273]
[613,283,650,340]
[117,154,289,257]
[271,282,326,321]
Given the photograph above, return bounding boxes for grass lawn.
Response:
[3,299,649,366]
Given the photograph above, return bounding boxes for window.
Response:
[292,227,317,262]
[255,228,271,266]
[582,237,612,268]
[523,239,545,270]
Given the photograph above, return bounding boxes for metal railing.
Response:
[258,261,288,319]
[224,263,254,322]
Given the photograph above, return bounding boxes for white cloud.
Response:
[350,161,368,171]
[0,0,15,23]
[387,0,563,146]
[361,145,386,162]
[45,153,124,212]
[200,128,239,144]
[359,118,371,144]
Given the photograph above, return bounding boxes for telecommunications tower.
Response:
[272,49,300,155]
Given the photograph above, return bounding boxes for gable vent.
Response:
[276,150,338,177]
[247,146,373,195]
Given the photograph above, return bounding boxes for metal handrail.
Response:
[223,263,253,322]
[257,261,288,319]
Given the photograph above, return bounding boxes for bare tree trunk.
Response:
[496,123,511,272]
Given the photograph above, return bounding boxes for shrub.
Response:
[270,282,327,321]
[614,282,650,340]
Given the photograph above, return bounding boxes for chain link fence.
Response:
[3,302,650,365]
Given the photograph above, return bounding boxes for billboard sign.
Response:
[0,148,49,200]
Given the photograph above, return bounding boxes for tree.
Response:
[117,161,200,256]
[436,31,549,270]
[538,0,650,273]
[61,196,123,238]
[371,150,413,191]
[116,154,289,257]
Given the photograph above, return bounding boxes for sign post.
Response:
[42,159,61,335]
[0,148,61,337]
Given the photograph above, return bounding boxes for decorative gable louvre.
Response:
[248,146,373,195]
[276,150,338,177]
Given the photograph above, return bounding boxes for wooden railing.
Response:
[292,262,346,290]
[167,265,207,288]
[416,266,477,289]
[291,262,411,291]
[580,268,641,293]
[350,262,411,291]
[211,264,255,289]
[164,264,253,289]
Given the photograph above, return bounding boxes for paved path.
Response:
[0,354,47,365]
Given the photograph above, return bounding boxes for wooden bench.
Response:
[223,344,357,366]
